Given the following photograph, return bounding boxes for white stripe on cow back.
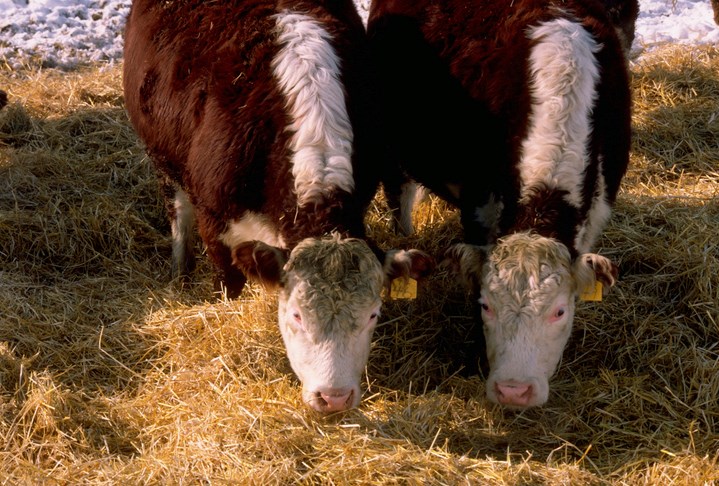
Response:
[272,11,355,205]
[520,18,600,209]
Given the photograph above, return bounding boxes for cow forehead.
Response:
[282,236,384,333]
[484,233,574,307]
[285,236,383,282]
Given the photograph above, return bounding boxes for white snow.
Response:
[636,0,719,45]
[0,0,716,70]
[0,0,130,69]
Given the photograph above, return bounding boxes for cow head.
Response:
[232,234,434,413]
[444,232,618,408]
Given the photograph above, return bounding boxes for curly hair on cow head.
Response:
[486,232,576,299]
[284,234,385,336]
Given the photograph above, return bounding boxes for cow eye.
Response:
[363,309,381,330]
[550,306,566,322]
[478,298,494,317]
[291,311,304,331]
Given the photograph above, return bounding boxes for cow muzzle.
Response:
[305,386,358,413]
[487,376,549,409]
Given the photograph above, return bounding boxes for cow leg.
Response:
[383,179,421,236]
[381,166,419,236]
[211,254,248,300]
[195,220,248,299]
[162,181,196,280]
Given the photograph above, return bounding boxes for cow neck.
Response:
[279,196,365,249]
[509,186,580,258]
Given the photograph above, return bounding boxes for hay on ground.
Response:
[1,44,718,484]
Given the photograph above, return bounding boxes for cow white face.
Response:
[444,233,617,408]
[479,242,578,409]
[277,236,385,413]
[232,234,435,413]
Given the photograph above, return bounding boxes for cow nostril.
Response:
[314,389,354,413]
[495,381,533,407]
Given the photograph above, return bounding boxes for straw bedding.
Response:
[0,43,718,484]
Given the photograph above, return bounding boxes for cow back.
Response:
[124,0,385,248]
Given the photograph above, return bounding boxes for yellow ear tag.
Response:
[580,281,603,301]
[390,277,418,300]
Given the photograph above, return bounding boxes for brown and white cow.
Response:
[368,0,631,408]
[123,0,433,413]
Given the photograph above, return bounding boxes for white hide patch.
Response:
[574,164,611,254]
[219,211,284,250]
[521,18,600,208]
[396,181,428,235]
[171,188,195,268]
[272,11,355,205]
[170,189,195,275]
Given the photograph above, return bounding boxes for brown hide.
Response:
[123,0,387,296]
[368,0,631,252]
[368,0,631,382]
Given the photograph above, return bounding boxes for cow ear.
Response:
[441,243,487,296]
[574,253,619,296]
[231,241,289,289]
[383,248,435,281]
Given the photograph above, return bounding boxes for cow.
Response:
[368,0,631,408]
[122,0,434,414]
